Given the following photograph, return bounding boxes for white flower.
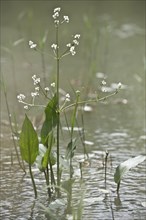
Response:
[17,94,26,102]
[70,46,76,56]
[101,80,106,85]
[31,92,39,97]
[66,93,70,98]
[35,87,39,91]
[63,15,69,23]
[24,105,28,109]
[65,93,70,102]
[66,34,80,55]
[32,75,36,80]
[101,87,107,92]
[54,20,59,25]
[73,39,79,45]
[66,98,70,102]
[54,7,61,13]
[53,8,61,23]
[29,40,37,49]
[32,75,40,85]
[74,34,80,39]
[51,82,55,87]
[51,44,58,50]
[29,40,33,45]
[44,87,50,91]
[76,90,80,94]
[52,12,59,19]
[66,43,71,47]
[118,82,122,89]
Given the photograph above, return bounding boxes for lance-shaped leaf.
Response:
[19,114,39,165]
[114,155,146,184]
[114,155,146,193]
[41,94,57,145]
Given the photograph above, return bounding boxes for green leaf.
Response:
[42,148,50,169]
[41,94,57,145]
[65,140,76,160]
[114,155,146,184]
[42,131,55,168]
[35,144,46,171]
[19,114,39,165]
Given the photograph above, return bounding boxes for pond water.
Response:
[1,1,145,220]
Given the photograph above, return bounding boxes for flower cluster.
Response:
[65,93,70,102]
[31,92,39,98]
[17,94,28,109]
[32,75,40,85]
[66,34,81,55]
[51,44,58,50]
[51,44,59,54]
[29,40,37,49]
[44,87,50,92]
[52,7,69,25]
[31,75,41,98]
[51,82,55,87]
[17,94,26,103]
[63,15,69,23]
[101,80,106,85]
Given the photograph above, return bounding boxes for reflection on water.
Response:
[1,1,145,220]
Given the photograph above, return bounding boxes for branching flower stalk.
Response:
[55,21,60,197]
[51,7,80,196]
[61,87,120,112]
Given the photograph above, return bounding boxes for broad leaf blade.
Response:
[41,94,57,145]
[19,115,39,165]
[114,155,146,184]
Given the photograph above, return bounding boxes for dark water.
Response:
[1,1,146,219]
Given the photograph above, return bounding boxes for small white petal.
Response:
[24,105,28,109]
[63,15,69,23]
[51,82,55,87]
[51,44,58,50]
[118,82,122,89]
[66,98,70,102]
[74,34,80,39]
[44,87,50,91]
[66,93,70,98]
[66,43,71,47]
[101,80,106,85]
[54,7,61,13]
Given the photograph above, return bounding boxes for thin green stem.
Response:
[117,181,120,194]
[2,76,25,172]
[56,25,60,197]
[61,90,119,112]
[104,150,109,189]
[44,170,51,198]
[69,94,79,179]
[29,164,37,199]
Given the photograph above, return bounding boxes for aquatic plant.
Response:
[114,155,146,193]
[17,7,121,200]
